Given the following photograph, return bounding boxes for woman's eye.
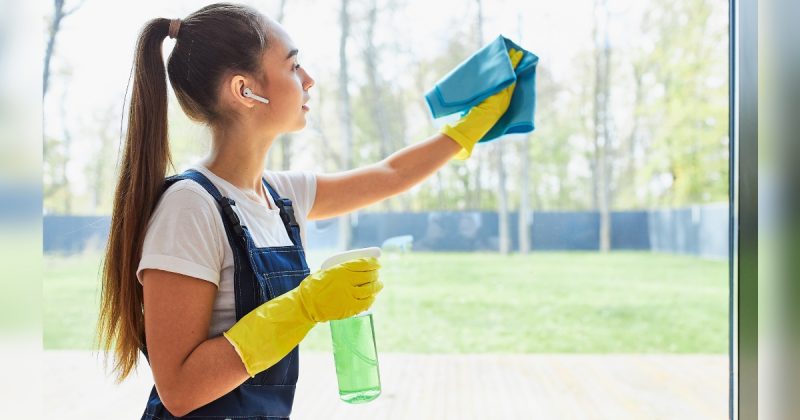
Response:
[293,62,301,71]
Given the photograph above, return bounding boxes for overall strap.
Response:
[262,178,303,247]
[163,169,261,320]
[164,169,250,249]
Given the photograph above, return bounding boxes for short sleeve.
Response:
[296,170,317,218]
[136,184,226,287]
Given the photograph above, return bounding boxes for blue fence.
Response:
[43,215,111,254]
[45,204,728,259]
[0,183,41,222]
[648,203,729,259]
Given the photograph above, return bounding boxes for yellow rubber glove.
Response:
[441,47,525,160]
[223,257,383,378]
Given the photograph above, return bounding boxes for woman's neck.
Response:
[203,124,278,200]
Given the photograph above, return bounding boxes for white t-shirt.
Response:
[136,164,317,338]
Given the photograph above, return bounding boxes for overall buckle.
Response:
[219,197,246,238]
[275,198,299,227]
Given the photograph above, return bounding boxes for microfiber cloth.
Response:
[425,34,539,143]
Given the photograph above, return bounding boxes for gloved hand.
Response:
[223,257,383,378]
[441,47,525,160]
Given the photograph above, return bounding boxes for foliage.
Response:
[42,0,729,215]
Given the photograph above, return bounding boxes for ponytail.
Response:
[96,17,173,383]
[95,3,273,384]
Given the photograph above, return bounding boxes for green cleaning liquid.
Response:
[329,312,381,403]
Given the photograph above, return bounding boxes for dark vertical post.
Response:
[730,0,758,417]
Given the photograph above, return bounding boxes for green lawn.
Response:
[44,251,728,353]
[1,225,42,333]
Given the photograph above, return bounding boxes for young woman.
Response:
[96,3,521,418]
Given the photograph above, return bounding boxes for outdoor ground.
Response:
[43,250,730,418]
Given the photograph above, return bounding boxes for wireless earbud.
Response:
[243,87,270,104]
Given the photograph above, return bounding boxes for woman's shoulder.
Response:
[155,178,219,214]
[262,169,316,199]
[144,178,226,251]
[263,168,315,186]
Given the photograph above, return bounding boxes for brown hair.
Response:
[96,3,272,383]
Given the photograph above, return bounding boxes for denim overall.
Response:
[140,169,310,419]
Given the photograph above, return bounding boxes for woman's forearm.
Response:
[384,132,462,193]
[308,132,461,220]
[163,336,250,417]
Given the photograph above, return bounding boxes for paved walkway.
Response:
[44,351,728,419]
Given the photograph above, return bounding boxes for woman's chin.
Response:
[297,111,308,130]
[289,118,307,132]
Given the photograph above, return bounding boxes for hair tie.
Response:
[168,18,181,39]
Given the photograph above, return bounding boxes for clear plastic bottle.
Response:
[320,247,383,404]
[329,310,381,403]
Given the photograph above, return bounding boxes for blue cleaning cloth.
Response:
[425,34,539,143]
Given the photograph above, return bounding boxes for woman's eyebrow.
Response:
[286,48,299,60]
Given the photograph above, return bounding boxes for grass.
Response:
[0,224,42,333]
[44,250,729,353]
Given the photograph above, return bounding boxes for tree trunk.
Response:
[58,90,72,213]
[593,0,612,252]
[44,0,84,213]
[275,0,292,172]
[414,63,446,210]
[496,142,510,254]
[44,0,71,99]
[338,0,354,250]
[363,0,395,212]
[517,12,531,254]
[518,136,531,253]
[473,0,484,211]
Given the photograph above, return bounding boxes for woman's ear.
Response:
[228,75,256,109]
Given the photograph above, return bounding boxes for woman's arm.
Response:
[142,269,250,417]
[309,48,523,221]
[308,133,461,220]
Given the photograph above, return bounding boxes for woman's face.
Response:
[247,23,315,133]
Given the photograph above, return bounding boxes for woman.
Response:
[96,3,521,418]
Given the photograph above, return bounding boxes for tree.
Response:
[473,0,486,210]
[43,0,85,214]
[516,11,532,254]
[409,26,474,211]
[475,0,512,254]
[273,0,294,171]
[80,105,119,214]
[591,0,613,252]
[634,0,728,207]
[43,0,84,98]
[355,0,409,212]
[337,0,355,250]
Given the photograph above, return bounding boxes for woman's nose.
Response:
[302,69,315,90]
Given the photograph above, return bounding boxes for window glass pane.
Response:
[41,0,730,417]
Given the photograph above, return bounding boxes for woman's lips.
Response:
[302,104,310,111]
